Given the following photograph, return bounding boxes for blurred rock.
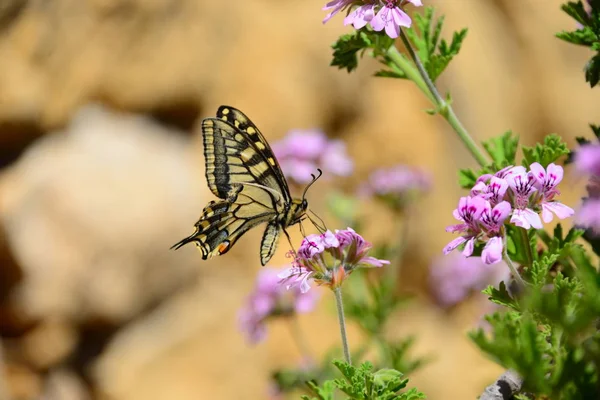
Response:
[0,105,206,323]
[42,369,91,400]
[21,318,77,370]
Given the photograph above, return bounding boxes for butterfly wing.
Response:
[202,117,288,208]
[215,106,292,202]
[171,199,277,262]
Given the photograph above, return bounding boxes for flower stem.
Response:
[518,227,534,268]
[503,236,527,289]
[386,29,490,168]
[333,286,352,365]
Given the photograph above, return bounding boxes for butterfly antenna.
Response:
[308,210,327,233]
[302,168,323,201]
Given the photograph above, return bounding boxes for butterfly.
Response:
[172,106,322,266]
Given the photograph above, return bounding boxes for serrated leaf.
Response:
[458,168,479,189]
[482,131,519,166]
[405,7,467,81]
[483,281,520,310]
[585,53,600,87]
[522,134,570,167]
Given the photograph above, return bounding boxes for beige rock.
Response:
[0,105,208,323]
[21,318,77,370]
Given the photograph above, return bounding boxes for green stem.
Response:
[503,236,527,289]
[518,227,534,268]
[386,29,490,167]
[334,287,352,365]
[385,46,435,103]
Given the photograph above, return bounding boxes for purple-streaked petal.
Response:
[542,202,574,222]
[391,7,412,28]
[493,201,512,222]
[370,7,387,31]
[361,256,390,268]
[443,236,467,254]
[446,223,468,233]
[463,237,475,257]
[546,163,564,185]
[482,237,503,265]
[529,162,546,185]
[407,0,423,6]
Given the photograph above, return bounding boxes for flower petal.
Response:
[462,237,475,257]
[443,236,467,254]
[543,201,574,222]
[482,237,503,265]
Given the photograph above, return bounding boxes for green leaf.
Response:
[482,131,519,166]
[521,134,570,167]
[585,53,600,87]
[404,7,468,81]
[331,31,373,72]
[483,281,520,310]
[458,168,479,189]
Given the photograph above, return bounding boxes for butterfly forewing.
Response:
[203,118,286,207]
[216,106,292,203]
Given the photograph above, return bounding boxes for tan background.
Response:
[0,0,597,399]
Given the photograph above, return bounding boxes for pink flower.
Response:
[272,129,353,185]
[507,169,542,229]
[576,199,600,236]
[371,2,412,38]
[238,267,320,344]
[530,162,574,223]
[575,144,600,177]
[279,228,389,292]
[471,176,509,206]
[322,0,354,23]
[323,0,423,39]
[429,252,509,307]
[344,4,376,29]
[444,196,486,257]
[360,164,431,196]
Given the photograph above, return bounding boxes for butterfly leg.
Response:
[282,228,298,259]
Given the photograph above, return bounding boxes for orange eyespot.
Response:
[218,241,230,254]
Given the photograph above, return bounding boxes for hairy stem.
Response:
[503,236,527,289]
[388,29,490,167]
[334,287,352,365]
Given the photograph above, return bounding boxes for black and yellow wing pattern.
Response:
[172,106,308,266]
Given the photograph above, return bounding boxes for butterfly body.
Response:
[172,106,308,266]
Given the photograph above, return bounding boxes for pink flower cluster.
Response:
[279,228,389,292]
[272,129,353,185]
[323,0,423,39]
[429,252,509,308]
[238,267,320,344]
[444,163,574,265]
[358,164,430,202]
[574,143,600,235]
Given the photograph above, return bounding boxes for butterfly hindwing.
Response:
[171,199,277,260]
